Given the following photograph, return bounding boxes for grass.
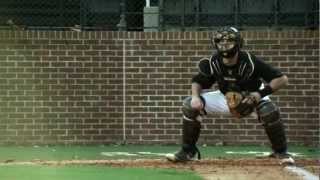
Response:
[0,165,203,180]
[0,145,317,161]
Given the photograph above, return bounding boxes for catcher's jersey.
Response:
[192,51,283,94]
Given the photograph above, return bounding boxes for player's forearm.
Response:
[269,75,288,92]
[258,75,288,98]
[191,83,202,97]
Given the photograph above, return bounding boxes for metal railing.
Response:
[0,0,318,31]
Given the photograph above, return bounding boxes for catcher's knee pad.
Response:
[257,100,280,126]
[182,96,205,121]
[257,100,287,153]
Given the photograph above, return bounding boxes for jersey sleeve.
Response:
[192,73,216,89]
[253,56,283,83]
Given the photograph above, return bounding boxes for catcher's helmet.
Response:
[211,27,243,58]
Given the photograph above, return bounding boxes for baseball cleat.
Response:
[269,152,295,165]
[166,148,200,162]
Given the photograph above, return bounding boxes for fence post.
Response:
[312,0,317,28]
[273,0,279,27]
[235,0,239,28]
[158,0,164,31]
[80,0,87,28]
[181,0,185,31]
[195,0,200,30]
[117,0,127,31]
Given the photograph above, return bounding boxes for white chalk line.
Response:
[285,166,319,180]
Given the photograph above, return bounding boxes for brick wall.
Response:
[0,30,318,146]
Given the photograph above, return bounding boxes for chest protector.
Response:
[199,52,255,94]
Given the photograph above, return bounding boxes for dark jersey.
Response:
[192,51,283,94]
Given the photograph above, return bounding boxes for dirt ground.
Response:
[3,158,319,180]
[196,165,318,180]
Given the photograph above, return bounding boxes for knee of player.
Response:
[257,100,281,126]
[182,96,202,120]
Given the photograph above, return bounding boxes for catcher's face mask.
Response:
[211,27,242,58]
[216,38,236,52]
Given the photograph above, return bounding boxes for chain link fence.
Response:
[0,0,318,31]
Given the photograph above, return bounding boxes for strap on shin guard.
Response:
[182,119,201,159]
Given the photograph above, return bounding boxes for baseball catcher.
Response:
[166,27,294,165]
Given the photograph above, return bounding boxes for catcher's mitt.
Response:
[225,91,257,118]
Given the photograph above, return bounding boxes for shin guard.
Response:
[182,119,201,158]
[264,120,287,153]
[257,101,288,153]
